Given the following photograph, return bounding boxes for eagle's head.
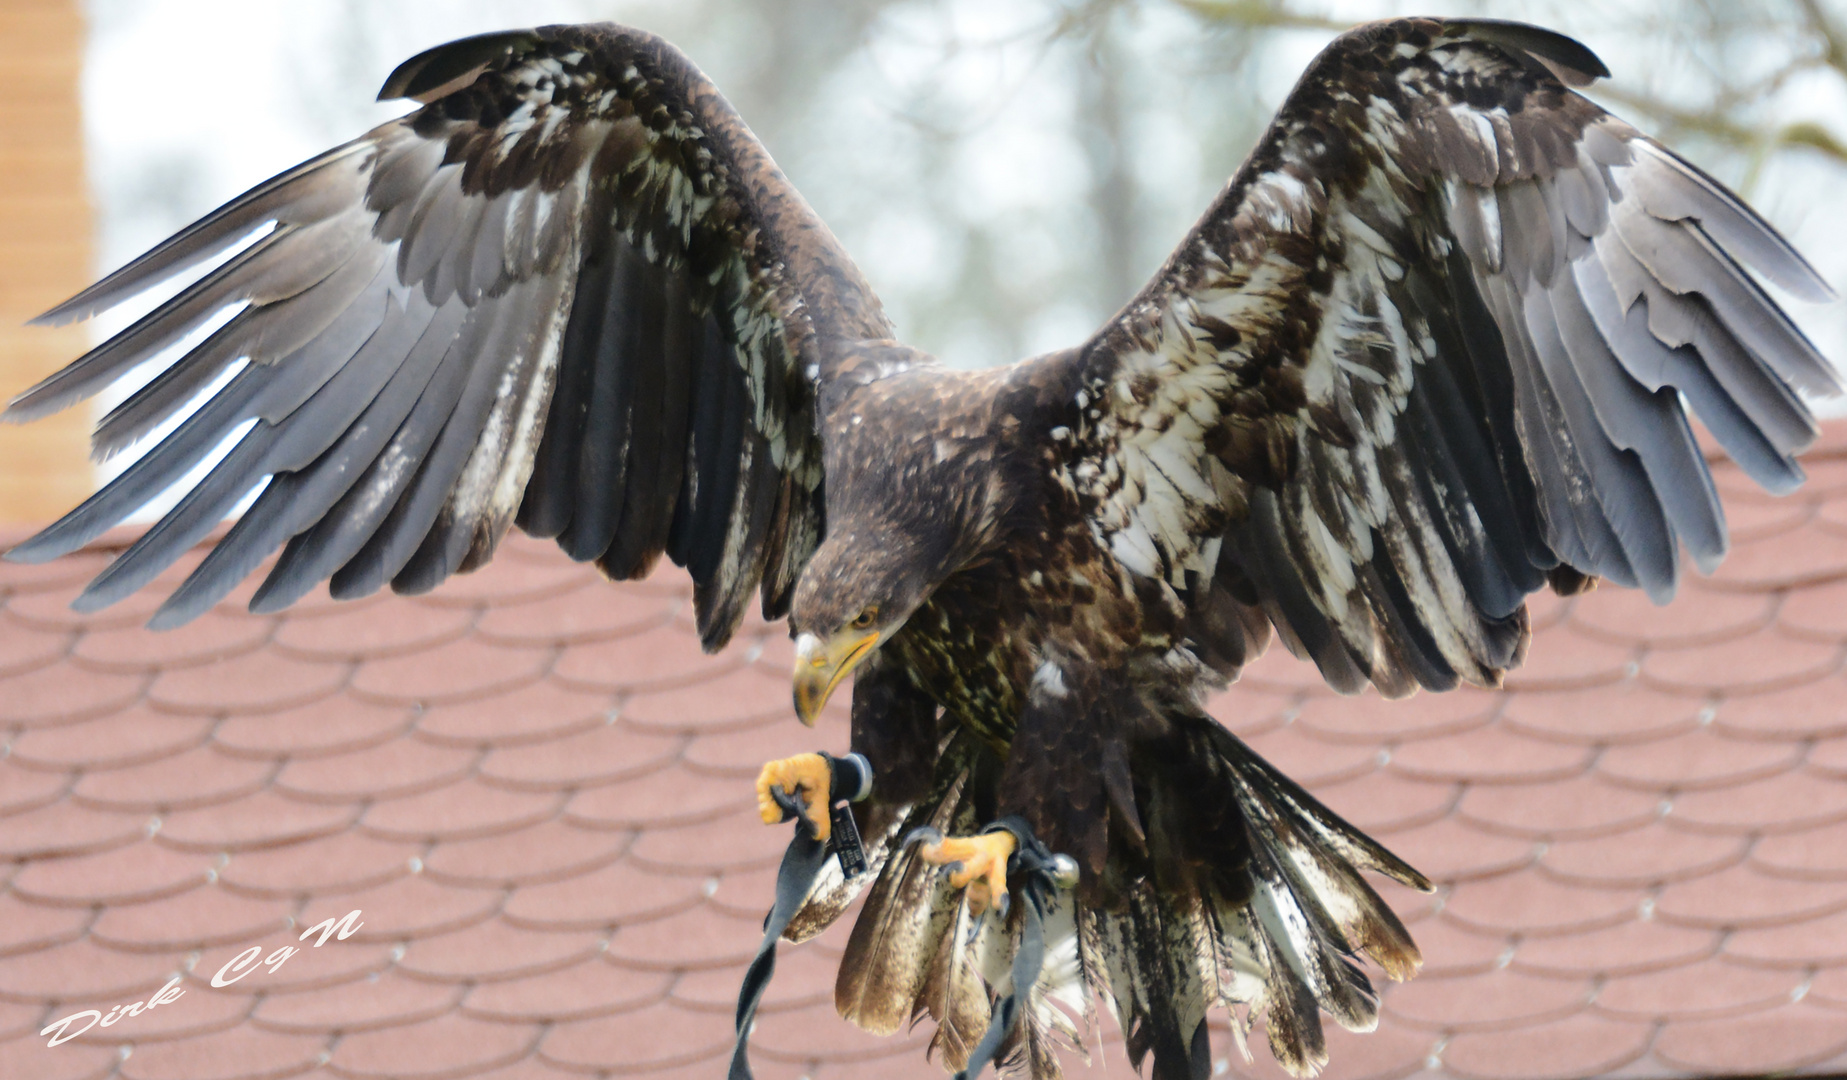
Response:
[787,520,945,725]
[786,363,1011,724]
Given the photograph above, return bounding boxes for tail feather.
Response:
[1125,885,1211,1074]
[1084,718,1426,1079]
[1250,911,1329,1077]
[1030,897,1092,1052]
[1077,902,1135,1054]
[1203,901,1264,1060]
[1211,725,1428,982]
[803,718,1428,1080]
[1075,883,1215,1080]
[1245,819,1381,1032]
[1209,722,1433,894]
[1007,894,1089,1080]
[833,757,982,1035]
[1191,722,1431,1075]
[919,897,990,1071]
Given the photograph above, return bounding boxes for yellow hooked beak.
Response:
[792,628,880,726]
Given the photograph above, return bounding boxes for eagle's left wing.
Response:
[5,25,886,643]
[1070,17,1839,698]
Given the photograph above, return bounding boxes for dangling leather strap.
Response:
[728,752,872,1080]
[955,816,1070,1080]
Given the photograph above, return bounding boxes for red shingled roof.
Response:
[2,423,1846,1080]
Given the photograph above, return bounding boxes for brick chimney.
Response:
[0,0,93,522]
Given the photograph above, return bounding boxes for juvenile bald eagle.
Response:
[8,16,1838,1080]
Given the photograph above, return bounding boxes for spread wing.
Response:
[4,24,890,645]
[1071,18,1839,697]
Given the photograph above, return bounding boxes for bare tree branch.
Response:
[1167,0,1346,33]
[1793,0,1847,80]
[1591,83,1847,166]
[1172,0,1847,173]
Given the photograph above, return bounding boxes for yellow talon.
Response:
[920,832,1016,916]
[755,752,833,842]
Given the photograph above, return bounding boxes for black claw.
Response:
[769,785,806,828]
[903,825,944,849]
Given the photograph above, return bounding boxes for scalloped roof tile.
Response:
[3,425,1847,1080]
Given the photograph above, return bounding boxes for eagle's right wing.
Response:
[6,23,888,646]
[1067,17,1838,698]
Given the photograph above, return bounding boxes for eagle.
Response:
[7,16,1839,1080]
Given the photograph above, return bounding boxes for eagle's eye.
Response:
[851,606,879,630]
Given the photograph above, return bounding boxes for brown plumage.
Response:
[6,17,1839,1080]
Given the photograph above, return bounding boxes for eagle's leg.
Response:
[917,830,1016,915]
[755,752,835,841]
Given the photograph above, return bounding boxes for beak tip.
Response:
[791,628,878,728]
[792,684,825,727]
